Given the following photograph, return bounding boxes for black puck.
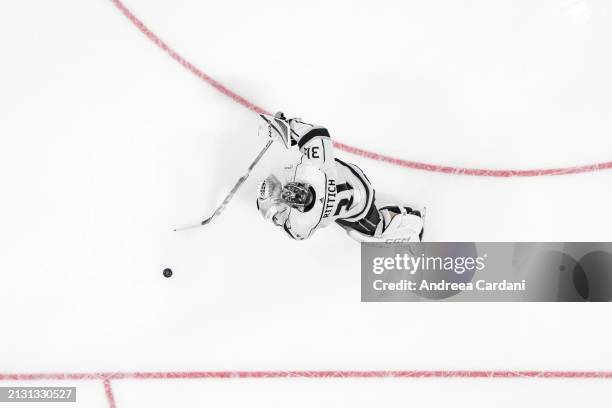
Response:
[163,268,173,278]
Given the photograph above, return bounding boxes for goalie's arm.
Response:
[290,120,335,174]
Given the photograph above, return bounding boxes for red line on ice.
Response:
[3,370,611,407]
[2,370,612,381]
[103,379,117,408]
[108,0,612,177]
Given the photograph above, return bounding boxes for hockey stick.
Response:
[174,138,274,231]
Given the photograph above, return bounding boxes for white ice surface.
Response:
[1,0,612,406]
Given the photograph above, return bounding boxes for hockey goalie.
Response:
[256,113,425,242]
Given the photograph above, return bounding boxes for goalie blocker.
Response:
[257,113,425,242]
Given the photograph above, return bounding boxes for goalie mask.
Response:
[256,175,289,226]
[256,176,315,226]
[281,182,314,212]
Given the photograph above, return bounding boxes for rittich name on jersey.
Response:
[322,179,337,218]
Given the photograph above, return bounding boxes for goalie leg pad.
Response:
[344,205,425,243]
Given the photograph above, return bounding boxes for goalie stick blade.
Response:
[173,213,218,231]
[173,219,208,232]
[173,139,275,232]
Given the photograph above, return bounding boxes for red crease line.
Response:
[108,0,612,178]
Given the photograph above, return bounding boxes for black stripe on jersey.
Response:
[348,162,371,183]
[322,138,326,162]
[335,201,380,236]
[308,173,328,237]
[334,158,371,220]
[336,182,353,193]
[298,127,330,149]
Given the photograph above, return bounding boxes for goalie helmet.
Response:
[256,175,315,227]
[256,175,289,226]
[281,182,314,212]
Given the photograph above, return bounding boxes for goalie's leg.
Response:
[338,204,425,243]
[376,206,425,242]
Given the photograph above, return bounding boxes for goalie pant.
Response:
[256,119,421,241]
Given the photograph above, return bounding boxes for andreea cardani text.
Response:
[372,279,527,292]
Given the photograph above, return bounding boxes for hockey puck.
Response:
[163,268,173,278]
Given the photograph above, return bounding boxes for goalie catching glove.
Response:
[259,111,304,149]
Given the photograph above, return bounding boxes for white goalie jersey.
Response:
[256,119,375,240]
